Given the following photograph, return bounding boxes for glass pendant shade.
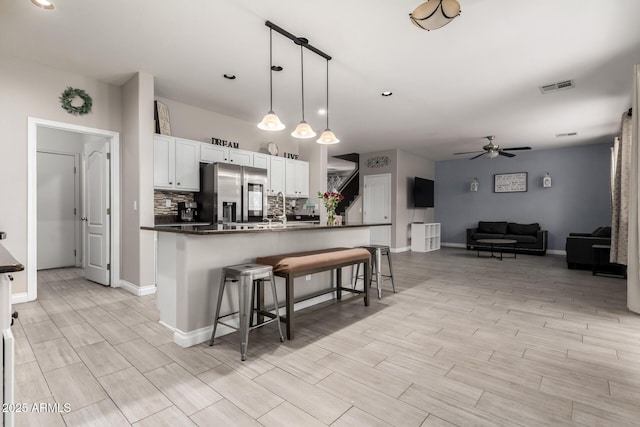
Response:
[258,111,285,131]
[410,0,461,31]
[487,150,499,159]
[317,129,339,144]
[291,121,316,139]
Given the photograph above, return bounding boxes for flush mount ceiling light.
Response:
[258,28,285,131]
[317,59,339,145]
[381,91,393,97]
[291,44,316,139]
[31,0,54,10]
[410,0,461,31]
[223,74,236,80]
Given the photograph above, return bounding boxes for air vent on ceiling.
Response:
[556,132,578,138]
[539,80,574,94]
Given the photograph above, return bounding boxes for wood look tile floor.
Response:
[13,248,640,426]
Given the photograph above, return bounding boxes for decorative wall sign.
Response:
[60,87,93,116]
[267,142,279,156]
[211,137,239,149]
[154,101,171,135]
[283,152,299,159]
[366,156,390,168]
[494,172,527,193]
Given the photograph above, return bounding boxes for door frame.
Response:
[27,117,121,302]
[36,149,82,267]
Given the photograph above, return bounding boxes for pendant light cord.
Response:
[325,59,330,129]
[269,29,273,111]
[300,45,305,121]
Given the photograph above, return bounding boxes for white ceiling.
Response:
[2,0,639,160]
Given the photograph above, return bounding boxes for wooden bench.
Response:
[256,247,371,339]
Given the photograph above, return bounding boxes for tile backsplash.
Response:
[154,190,195,216]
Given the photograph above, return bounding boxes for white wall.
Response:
[0,55,122,294]
[37,127,85,153]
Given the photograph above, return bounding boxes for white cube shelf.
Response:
[411,223,441,252]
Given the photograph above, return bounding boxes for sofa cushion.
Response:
[472,233,505,240]
[507,222,540,236]
[504,234,537,244]
[478,221,508,235]
[594,226,611,238]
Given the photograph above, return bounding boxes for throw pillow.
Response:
[594,226,611,238]
[508,223,540,235]
[478,221,493,233]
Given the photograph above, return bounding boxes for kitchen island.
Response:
[142,222,390,347]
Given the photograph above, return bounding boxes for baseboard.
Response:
[11,292,29,304]
[390,246,410,253]
[119,280,157,296]
[441,242,466,248]
[546,249,566,256]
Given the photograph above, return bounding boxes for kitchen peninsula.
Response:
[142,222,390,347]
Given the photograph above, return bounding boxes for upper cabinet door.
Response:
[295,161,309,198]
[228,149,253,167]
[201,144,228,163]
[174,138,200,191]
[269,156,286,196]
[253,153,269,170]
[153,135,175,190]
[285,159,297,197]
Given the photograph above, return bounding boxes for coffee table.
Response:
[476,239,517,260]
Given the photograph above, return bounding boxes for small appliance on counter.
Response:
[177,202,199,222]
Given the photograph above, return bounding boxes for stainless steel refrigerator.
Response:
[197,163,268,223]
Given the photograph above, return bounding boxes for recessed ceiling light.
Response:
[318,109,327,115]
[381,91,393,97]
[556,132,578,137]
[271,65,283,72]
[223,74,236,80]
[31,0,54,10]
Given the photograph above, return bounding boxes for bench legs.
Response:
[285,274,294,340]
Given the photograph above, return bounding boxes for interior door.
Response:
[364,173,391,246]
[84,140,110,285]
[37,151,77,269]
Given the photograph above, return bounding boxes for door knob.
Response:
[81,217,88,221]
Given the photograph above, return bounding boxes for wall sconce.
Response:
[542,172,552,188]
[470,178,479,192]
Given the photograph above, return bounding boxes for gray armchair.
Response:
[565,227,611,269]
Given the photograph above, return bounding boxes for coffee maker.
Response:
[177,202,198,222]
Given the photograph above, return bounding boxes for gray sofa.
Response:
[466,221,548,255]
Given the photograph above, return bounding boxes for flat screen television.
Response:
[413,177,434,207]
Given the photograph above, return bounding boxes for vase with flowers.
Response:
[318,190,344,226]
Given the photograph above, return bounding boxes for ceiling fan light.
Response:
[257,111,285,131]
[487,150,499,159]
[316,129,339,145]
[31,0,54,10]
[410,0,460,31]
[291,121,316,139]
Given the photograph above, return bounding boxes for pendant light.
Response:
[317,59,339,144]
[291,44,316,139]
[258,28,285,131]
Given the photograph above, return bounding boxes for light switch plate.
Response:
[165,199,172,207]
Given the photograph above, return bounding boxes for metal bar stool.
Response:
[209,263,284,361]
[352,245,396,298]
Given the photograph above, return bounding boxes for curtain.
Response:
[628,64,640,314]
[611,117,632,264]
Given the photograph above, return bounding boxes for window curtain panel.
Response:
[628,64,640,314]
[611,116,632,265]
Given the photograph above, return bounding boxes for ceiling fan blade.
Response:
[499,151,516,158]
[453,151,484,155]
[502,146,531,151]
[469,152,486,160]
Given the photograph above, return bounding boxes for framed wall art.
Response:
[494,172,527,193]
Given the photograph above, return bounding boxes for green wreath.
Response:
[59,87,93,116]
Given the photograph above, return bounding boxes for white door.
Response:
[364,173,391,246]
[37,151,77,269]
[84,140,110,285]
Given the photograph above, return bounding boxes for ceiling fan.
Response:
[453,136,532,160]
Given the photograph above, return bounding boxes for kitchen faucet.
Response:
[276,191,287,225]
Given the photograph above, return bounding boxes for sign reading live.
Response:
[211,137,239,149]
[283,152,299,160]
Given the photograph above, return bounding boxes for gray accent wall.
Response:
[434,143,612,251]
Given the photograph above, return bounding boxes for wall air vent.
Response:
[539,80,574,94]
[555,132,578,138]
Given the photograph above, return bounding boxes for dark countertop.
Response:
[0,243,24,274]
[142,222,391,235]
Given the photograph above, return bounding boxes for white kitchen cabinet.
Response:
[268,156,286,196]
[154,135,200,192]
[285,159,309,198]
[228,149,253,166]
[252,153,269,170]
[200,144,228,163]
[174,138,200,191]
